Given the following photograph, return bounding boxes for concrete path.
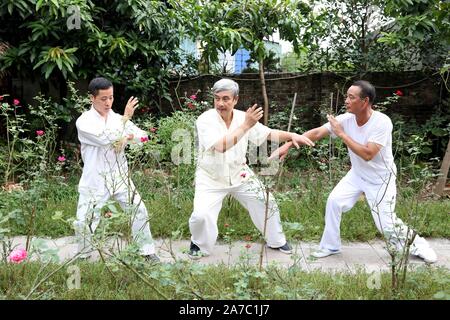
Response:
[8,236,450,273]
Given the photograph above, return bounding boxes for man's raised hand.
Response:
[327,114,344,138]
[124,96,139,119]
[243,104,263,129]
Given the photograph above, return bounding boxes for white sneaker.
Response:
[311,248,341,258]
[413,246,437,264]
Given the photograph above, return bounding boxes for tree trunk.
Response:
[259,59,269,125]
[434,138,450,195]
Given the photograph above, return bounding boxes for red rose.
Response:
[394,90,403,96]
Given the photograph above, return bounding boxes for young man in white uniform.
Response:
[74,77,158,262]
[188,78,315,258]
[271,80,437,263]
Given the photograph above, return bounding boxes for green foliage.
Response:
[155,111,197,164]
[33,46,79,80]
[2,169,448,241]
[381,0,450,71]
[392,101,450,181]
[0,0,183,109]
[242,50,282,73]
[299,0,449,73]
[1,261,448,299]
[0,82,87,183]
[280,50,310,73]
[173,0,308,69]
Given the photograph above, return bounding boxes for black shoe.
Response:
[76,255,91,262]
[75,251,92,261]
[188,241,202,260]
[269,242,293,254]
[144,254,160,263]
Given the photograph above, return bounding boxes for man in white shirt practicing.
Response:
[188,78,315,259]
[74,77,158,262]
[271,80,437,263]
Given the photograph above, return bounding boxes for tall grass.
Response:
[0,262,448,300]
[2,170,448,240]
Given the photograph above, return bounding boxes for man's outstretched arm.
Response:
[267,130,315,148]
[269,126,329,160]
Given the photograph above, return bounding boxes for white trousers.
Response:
[320,169,430,252]
[74,186,155,256]
[189,176,286,255]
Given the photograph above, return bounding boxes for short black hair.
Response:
[352,80,376,104]
[88,77,113,96]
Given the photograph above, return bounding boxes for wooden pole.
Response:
[434,138,450,195]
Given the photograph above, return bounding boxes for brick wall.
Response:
[167,71,446,129]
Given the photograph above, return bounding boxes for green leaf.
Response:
[56,58,62,70]
[44,64,55,79]
[33,59,46,70]
[431,128,447,137]
[50,0,60,8]
[420,147,432,154]
[36,0,44,11]
[52,211,64,220]
[107,204,119,214]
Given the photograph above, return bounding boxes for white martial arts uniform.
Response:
[320,111,431,253]
[74,107,155,256]
[189,109,287,255]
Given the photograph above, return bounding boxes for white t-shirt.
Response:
[76,107,147,195]
[323,111,397,184]
[195,108,271,188]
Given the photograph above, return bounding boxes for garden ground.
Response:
[9,236,450,272]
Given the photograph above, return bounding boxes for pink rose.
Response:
[13,99,20,106]
[187,102,195,110]
[58,156,66,162]
[140,136,149,143]
[8,248,27,263]
[150,127,157,133]
[240,172,247,178]
[104,211,113,218]
[189,94,197,100]
[36,130,44,136]
[245,244,251,249]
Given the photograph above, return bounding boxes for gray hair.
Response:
[212,78,239,97]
